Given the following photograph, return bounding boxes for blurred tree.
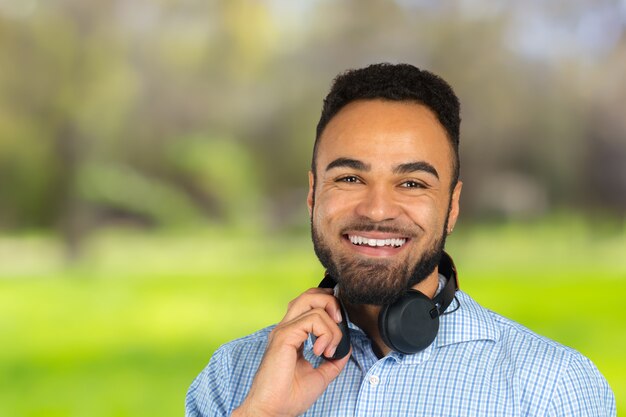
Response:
[583,32,626,217]
[0,0,625,253]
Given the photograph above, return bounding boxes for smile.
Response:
[347,234,407,248]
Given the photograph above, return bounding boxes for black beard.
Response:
[311,218,448,306]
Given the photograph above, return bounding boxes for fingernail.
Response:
[327,346,336,358]
[335,310,342,323]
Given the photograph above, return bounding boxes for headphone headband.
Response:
[429,251,459,318]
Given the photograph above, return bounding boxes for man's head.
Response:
[307,63,463,306]
[312,63,461,191]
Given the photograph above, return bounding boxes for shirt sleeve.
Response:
[185,347,233,417]
[546,352,616,417]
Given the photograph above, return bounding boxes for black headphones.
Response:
[319,252,459,358]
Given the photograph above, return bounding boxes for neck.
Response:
[342,267,440,358]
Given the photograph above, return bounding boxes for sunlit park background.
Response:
[1,0,626,416]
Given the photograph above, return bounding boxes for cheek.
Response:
[314,192,355,223]
[403,199,445,231]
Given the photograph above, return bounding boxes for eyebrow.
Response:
[325,157,440,180]
[392,161,439,179]
[325,157,371,172]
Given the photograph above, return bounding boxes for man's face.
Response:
[308,99,462,306]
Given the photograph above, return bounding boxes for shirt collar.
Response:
[391,290,500,365]
[435,290,500,347]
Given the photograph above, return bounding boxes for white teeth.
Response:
[348,235,406,248]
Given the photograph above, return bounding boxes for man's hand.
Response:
[232,288,351,417]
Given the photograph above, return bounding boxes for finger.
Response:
[310,317,346,358]
[272,308,343,356]
[283,290,343,324]
[299,308,344,357]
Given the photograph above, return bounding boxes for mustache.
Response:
[339,220,418,238]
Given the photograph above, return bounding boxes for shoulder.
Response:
[469,292,603,379]
[214,325,275,362]
[489,307,578,361]
[546,350,617,416]
[454,290,594,364]
[185,325,275,417]
[198,324,275,376]
[453,292,616,415]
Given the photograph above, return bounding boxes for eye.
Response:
[400,180,425,189]
[336,175,361,184]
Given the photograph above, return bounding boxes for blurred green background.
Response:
[1,0,625,416]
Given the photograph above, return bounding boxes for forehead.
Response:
[317,100,454,179]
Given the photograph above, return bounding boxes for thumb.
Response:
[315,348,351,386]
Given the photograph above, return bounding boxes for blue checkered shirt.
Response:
[186,290,615,416]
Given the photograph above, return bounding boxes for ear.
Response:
[447,181,463,233]
[307,171,315,216]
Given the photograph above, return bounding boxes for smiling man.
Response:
[186,64,615,416]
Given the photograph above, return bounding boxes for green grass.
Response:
[0,222,624,416]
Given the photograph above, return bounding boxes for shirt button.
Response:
[368,375,380,386]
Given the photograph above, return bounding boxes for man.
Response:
[186,63,615,416]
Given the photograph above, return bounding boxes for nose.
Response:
[354,184,402,222]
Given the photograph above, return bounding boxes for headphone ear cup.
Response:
[378,290,440,354]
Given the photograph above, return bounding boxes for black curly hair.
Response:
[312,63,461,190]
